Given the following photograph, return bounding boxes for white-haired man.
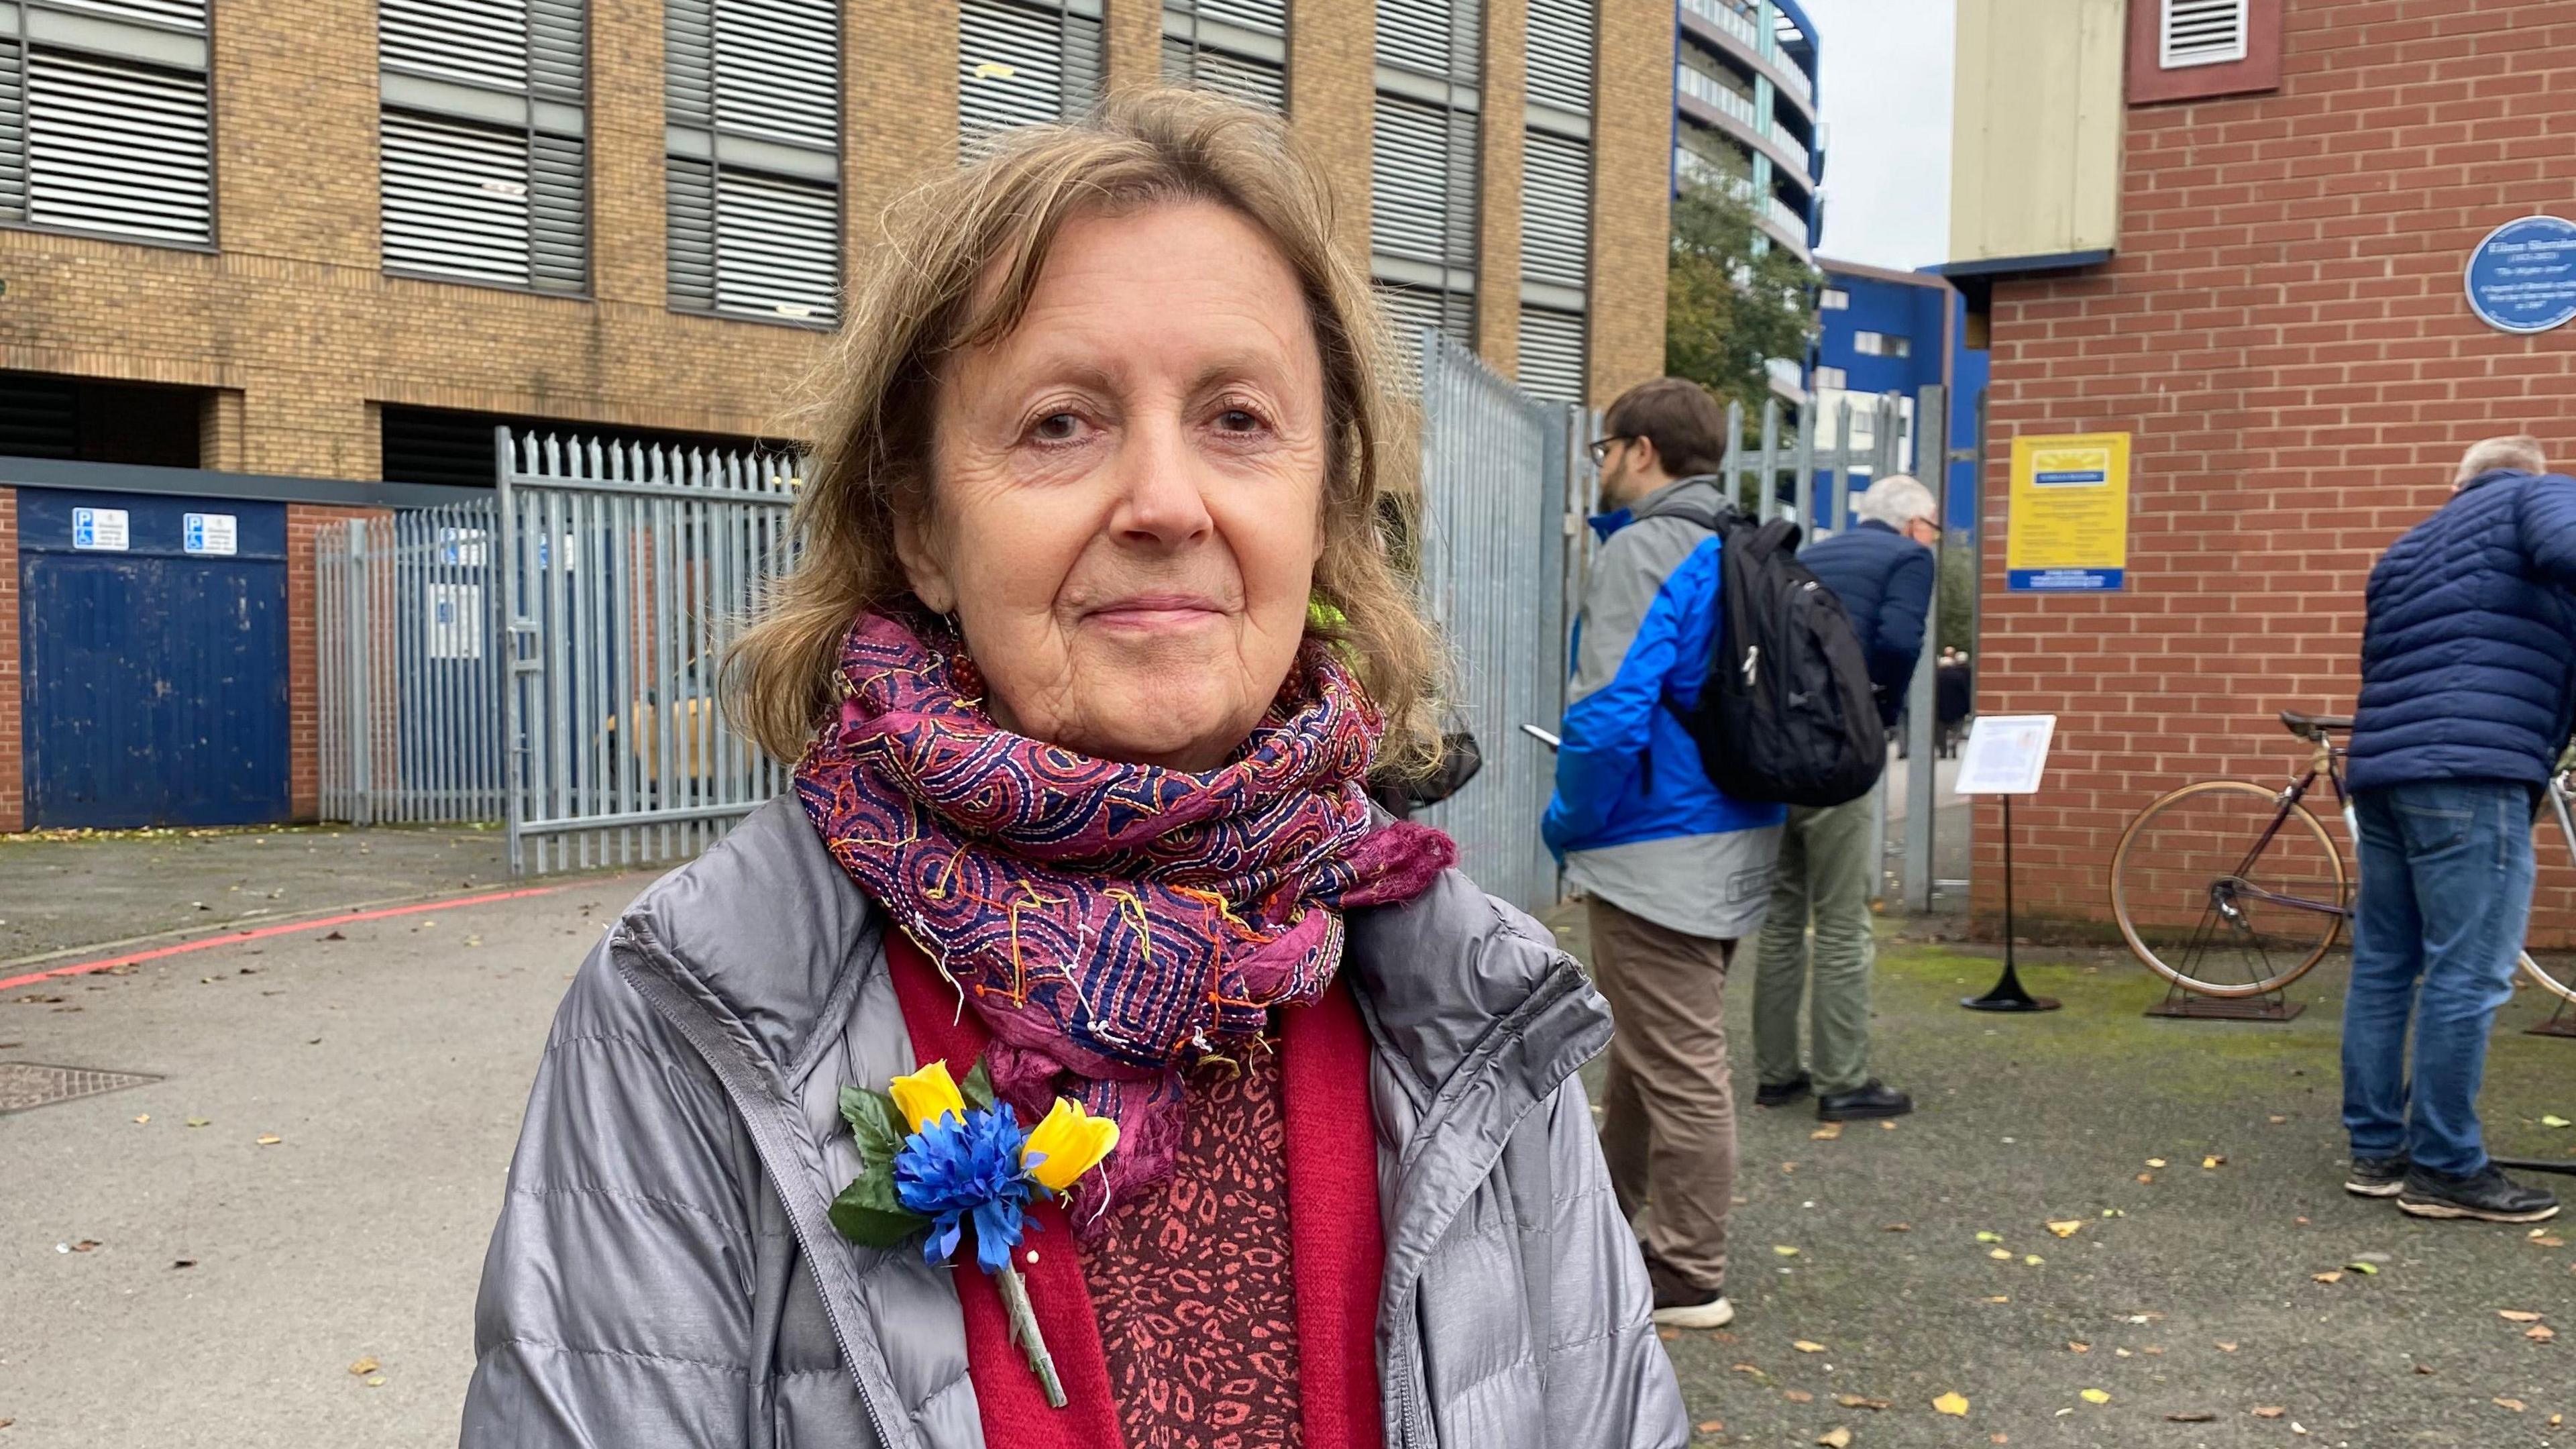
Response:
[2339,434,2574,1222]
[1751,474,1938,1122]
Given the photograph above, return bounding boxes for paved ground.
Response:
[0,824,514,969]
[4,828,2572,1448]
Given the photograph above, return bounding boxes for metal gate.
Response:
[1411,333,1580,914]
[496,433,802,873]
[317,500,506,824]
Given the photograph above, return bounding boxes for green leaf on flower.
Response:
[829,1160,927,1248]
[840,1085,908,1171]
[961,1059,997,1114]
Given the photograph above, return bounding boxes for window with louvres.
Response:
[959,0,1105,148]
[378,0,588,293]
[1370,0,1481,363]
[1161,0,1285,115]
[0,0,212,247]
[664,0,842,324]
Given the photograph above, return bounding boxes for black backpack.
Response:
[1653,500,1884,808]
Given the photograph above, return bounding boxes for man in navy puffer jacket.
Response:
[2340,435,2576,1224]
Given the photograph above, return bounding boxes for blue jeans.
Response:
[2341,780,2535,1176]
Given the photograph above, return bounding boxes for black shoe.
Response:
[2343,1152,2409,1197]
[1817,1080,1913,1122]
[2396,1164,2561,1223]
[1642,1251,1735,1328]
[1755,1073,1812,1108]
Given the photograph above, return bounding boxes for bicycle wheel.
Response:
[2522,951,2576,1005]
[2110,780,2349,998]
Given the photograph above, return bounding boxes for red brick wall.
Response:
[1974,0,2576,944]
[0,488,19,833]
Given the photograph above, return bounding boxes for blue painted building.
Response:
[1809,257,1991,535]
[1673,0,1822,272]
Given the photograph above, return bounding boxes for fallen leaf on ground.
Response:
[1835,1394,1890,1410]
[1984,1295,2009,1303]
[1774,1245,1800,1256]
[1990,1437,2008,1445]
[2526,1325,2555,1342]
[2500,1310,2544,1322]
[132,1114,149,1124]
[2542,1114,2571,1128]
[1880,1120,1896,1130]
[2551,1414,2564,1428]
[1811,1123,1843,1140]
[1817,1429,1851,1448]
[1882,1223,1911,1232]
[321,930,346,941]
[1794,1340,1826,1353]
[2079,1389,2110,1405]
[256,1134,282,1146]
[1694,1422,1723,1437]
[2145,1159,2167,1168]
[1988,1248,2012,1260]
[2023,1254,2045,1267]
[2216,1342,2239,1352]
[2412,1364,2434,1375]
[348,1357,380,1376]
[1730,1363,1764,1377]
[2167,1411,2216,1422]
[172,1258,195,1269]
[2312,1271,2343,1283]
[2068,1341,2090,1353]
[2046,1220,2084,1238]
[365,1375,386,1388]
[2267,1115,2288,1124]
[68,1240,100,1253]
[1974,1231,2003,1242]
[2496,1397,2526,1413]
[2345,1261,2378,1275]
[2529,1234,2566,1248]
[2136,1173,2155,1183]
[1932,1391,1969,1417]
[1782,1389,1815,1403]
[2251,1407,2284,1418]
[185,1117,210,1128]
[2203,1155,2225,1169]
[1656,1328,1677,1342]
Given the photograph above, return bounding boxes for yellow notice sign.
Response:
[2006,433,2129,592]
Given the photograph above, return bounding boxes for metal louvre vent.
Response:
[1523,0,1593,113]
[380,0,531,91]
[1519,129,1588,291]
[1515,306,1585,402]
[530,131,586,290]
[2160,0,2248,68]
[1371,94,1478,270]
[1162,38,1285,113]
[960,0,1098,142]
[714,168,838,321]
[25,48,209,244]
[1375,0,1477,85]
[665,154,718,308]
[44,0,205,28]
[714,0,839,150]
[663,0,716,126]
[528,0,587,97]
[382,109,533,286]
[1377,284,1472,392]
[0,44,23,221]
[1189,0,1284,32]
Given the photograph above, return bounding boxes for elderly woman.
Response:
[462,91,1684,1449]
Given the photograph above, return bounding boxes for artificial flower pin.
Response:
[830,1057,1118,1408]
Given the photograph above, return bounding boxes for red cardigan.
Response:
[885,931,1385,1449]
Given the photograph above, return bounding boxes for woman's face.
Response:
[900,200,1330,772]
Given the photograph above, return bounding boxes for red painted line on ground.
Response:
[0,886,564,993]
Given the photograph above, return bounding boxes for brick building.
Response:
[1947,0,2576,943]
[0,0,1676,831]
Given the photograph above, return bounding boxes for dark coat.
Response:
[1800,519,1934,727]
[2347,470,2576,796]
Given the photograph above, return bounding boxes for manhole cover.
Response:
[0,1062,161,1114]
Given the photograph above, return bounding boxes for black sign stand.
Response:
[1962,795,2061,1012]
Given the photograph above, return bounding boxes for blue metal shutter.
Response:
[25,49,210,245]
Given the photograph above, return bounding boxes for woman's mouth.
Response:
[1082,594,1228,633]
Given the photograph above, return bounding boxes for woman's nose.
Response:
[1110,417,1215,547]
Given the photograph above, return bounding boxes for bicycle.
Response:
[2108,710,2576,1012]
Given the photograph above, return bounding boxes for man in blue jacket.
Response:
[1750,475,1937,1123]
[2341,435,2575,1224]
[1546,378,1787,1329]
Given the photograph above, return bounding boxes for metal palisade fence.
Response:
[495,431,801,873]
[317,500,508,825]
[1410,331,1580,914]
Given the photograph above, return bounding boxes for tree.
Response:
[1937,536,1976,655]
[1664,176,1821,417]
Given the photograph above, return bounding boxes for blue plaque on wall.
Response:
[2463,215,2576,335]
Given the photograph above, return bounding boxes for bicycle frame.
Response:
[2218,735,2355,920]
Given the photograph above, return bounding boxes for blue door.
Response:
[18,491,290,827]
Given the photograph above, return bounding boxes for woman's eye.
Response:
[1030,412,1083,443]
[1215,407,1263,433]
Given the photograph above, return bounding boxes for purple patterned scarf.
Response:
[794,610,1454,1224]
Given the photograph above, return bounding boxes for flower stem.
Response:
[996,1264,1066,1408]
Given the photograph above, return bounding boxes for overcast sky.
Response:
[1798,0,1955,271]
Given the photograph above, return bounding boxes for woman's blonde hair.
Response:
[725,87,1442,773]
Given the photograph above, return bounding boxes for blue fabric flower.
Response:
[894,1104,1036,1274]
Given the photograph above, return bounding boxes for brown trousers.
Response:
[1587,896,1738,1293]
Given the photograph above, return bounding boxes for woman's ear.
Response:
[892,505,957,614]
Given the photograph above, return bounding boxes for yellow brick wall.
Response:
[1473,0,1528,374]
[0,0,1666,479]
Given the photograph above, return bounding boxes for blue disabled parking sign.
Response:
[2464,215,2576,335]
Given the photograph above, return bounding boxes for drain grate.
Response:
[0,1062,162,1114]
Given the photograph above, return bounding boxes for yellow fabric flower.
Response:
[888,1060,966,1133]
[1021,1097,1120,1193]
